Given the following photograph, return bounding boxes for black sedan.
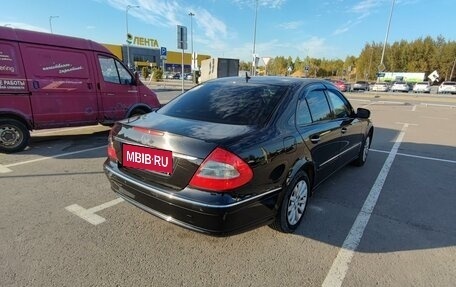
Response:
[104,76,373,235]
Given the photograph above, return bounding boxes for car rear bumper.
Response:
[103,160,281,235]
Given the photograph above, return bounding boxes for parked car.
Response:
[368,82,376,91]
[391,81,410,92]
[352,81,369,91]
[332,80,348,92]
[412,82,431,93]
[184,73,193,81]
[172,73,181,79]
[437,81,456,94]
[163,72,174,79]
[372,82,389,92]
[104,77,373,235]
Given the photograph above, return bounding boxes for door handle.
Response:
[107,93,115,96]
[341,127,348,133]
[310,135,320,144]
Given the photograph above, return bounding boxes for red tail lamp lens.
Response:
[189,148,253,192]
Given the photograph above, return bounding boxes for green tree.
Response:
[239,61,251,71]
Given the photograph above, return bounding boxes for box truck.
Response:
[0,26,160,153]
[199,58,239,83]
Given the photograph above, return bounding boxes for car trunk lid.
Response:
[112,112,255,190]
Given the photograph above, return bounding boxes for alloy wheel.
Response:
[287,180,308,225]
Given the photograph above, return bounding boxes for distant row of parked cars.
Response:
[163,72,193,80]
[330,80,456,94]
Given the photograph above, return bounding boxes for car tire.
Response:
[271,171,310,233]
[353,134,371,167]
[0,118,30,153]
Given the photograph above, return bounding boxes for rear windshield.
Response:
[158,81,288,125]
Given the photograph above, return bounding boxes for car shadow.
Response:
[292,126,456,253]
[2,125,455,255]
[4,127,111,160]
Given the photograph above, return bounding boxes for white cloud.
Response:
[232,0,286,9]
[0,22,48,33]
[229,37,333,61]
[297,37,327,56]
[332,0,388,35]
[103,0,230,56]
[332,19,361,35]
[278,21,303,30]
[351,0,384,18]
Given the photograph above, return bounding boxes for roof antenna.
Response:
[245,72,251,83]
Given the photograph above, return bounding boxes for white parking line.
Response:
[322,123,409,287]
[421,116,449,120]
[65,198,124,225]
[3,145,105,169]
[0,164,12,173]
[411,105,417,112]
[371,149,456,164]
[361,100,405,108]
[378,100,405,105]
[420,103,456,109]
[349,99,371,103]
[32,126,99,135]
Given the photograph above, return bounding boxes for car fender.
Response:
[284,157,316,192]
[363,121,374,142]
[0,110,33,130]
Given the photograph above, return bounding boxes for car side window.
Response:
[306,90,332,122]
[296,99,312,125]
[99,56,133,85]
[327,90,350,118]
[99,56,119,84]
[116,59,133,85]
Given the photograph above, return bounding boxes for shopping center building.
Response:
[102,33,210,73]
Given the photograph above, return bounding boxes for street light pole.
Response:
[252,0,258,76]
[126,5,139,69]
[49,16,59,34]
[188,12,195,71]
[379,0,395,71]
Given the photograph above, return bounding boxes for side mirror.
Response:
[356,108,370,119]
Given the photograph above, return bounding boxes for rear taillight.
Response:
[107,124,121,162]
[107,137,118,161]
[189,148,253,192]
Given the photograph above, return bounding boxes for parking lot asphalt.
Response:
[1,91,455,286]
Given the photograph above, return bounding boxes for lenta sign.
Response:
[131,35,159,48]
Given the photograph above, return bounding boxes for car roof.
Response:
[206,76,332,88]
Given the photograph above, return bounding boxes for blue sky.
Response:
[1,0,455,62]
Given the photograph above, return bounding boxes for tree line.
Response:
[240,36,456,82]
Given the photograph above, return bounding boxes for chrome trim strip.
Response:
[319,142,361,168]
[105,165,282,209]
[114,137,198,160]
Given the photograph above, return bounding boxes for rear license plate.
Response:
[122,144,173,174]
